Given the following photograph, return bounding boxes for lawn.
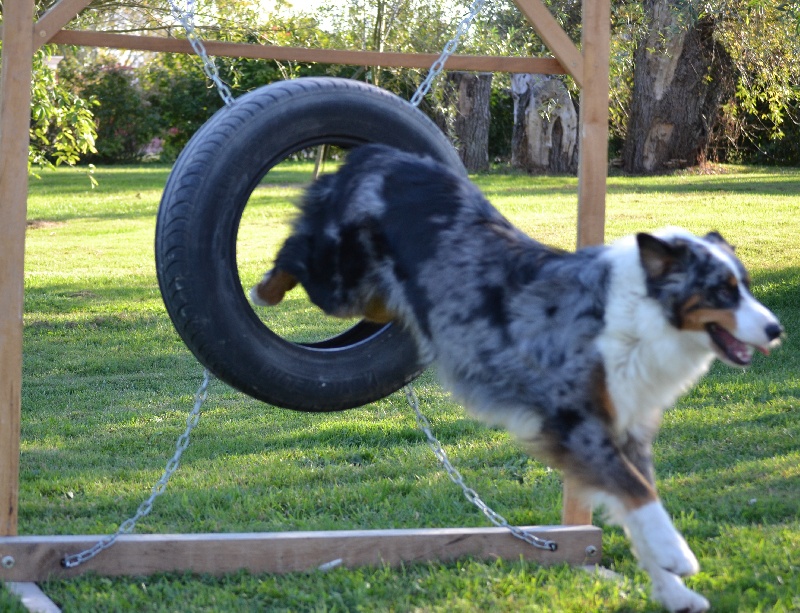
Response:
[2,162,798,611]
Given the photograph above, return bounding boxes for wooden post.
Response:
[576,0,611,249]
[0,0,35,537]
[561,480,593,526]
[565,0,611,525]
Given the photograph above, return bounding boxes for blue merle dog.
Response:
[251,144,782,612]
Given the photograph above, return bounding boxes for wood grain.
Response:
[0,526,601,581]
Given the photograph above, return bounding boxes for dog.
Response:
[250,144,782,612]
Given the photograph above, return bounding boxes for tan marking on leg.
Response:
[363,296,395,323]
[592,364,617,423]
[252,269,298,306]
[621,488,660,511]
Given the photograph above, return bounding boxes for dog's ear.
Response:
[704,230,736,253]
[636,233,687,280]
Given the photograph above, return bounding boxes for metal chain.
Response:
[166,0,235,106]
[61,369,212,569]
[409,0,487,107]
[168,0,484,109]
[404,384,558,552]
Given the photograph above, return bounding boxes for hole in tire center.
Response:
[236,145,367,345]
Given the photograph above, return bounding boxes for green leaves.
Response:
[25,45,99,179]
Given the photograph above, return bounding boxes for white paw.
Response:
[249,284,268,306]
[249,271,273,306]
[646,528,699,577]
[650,568,710,613]
[625,501,699,576]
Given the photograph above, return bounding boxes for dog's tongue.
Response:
[708,323,752,365]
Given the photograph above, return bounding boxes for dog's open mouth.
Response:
[705,323,765,366]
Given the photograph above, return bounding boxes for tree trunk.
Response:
[622,4,734,173]
[450,72,492,172]
[511,74,578,174]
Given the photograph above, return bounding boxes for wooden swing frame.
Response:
[0,0,609,584]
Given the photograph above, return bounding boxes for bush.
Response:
[75,62,159,164]
[141,55,228,162]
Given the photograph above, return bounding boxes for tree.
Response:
[622,3,733,173]
[712,1,800,164]
[60,57,160,164]
[622,0,800,171]
[511,74,577,173]
[3,40,98,175]
[451,71,493,171]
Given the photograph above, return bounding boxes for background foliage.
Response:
[6,0,800,166]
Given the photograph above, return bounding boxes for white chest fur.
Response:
[596,244,716,437]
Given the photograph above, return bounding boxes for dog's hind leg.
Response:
[250,269,298,306]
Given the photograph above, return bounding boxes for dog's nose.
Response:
[765,323,783,341]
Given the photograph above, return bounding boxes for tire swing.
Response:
[156,77,465,411]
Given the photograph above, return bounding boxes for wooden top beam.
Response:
[47,30,567,75]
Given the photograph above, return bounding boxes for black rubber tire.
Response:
[156,77,464,411]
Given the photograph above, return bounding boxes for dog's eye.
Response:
[713,283,739,307]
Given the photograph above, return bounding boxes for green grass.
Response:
[4,162,799,611]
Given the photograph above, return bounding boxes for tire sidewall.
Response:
[157,78,462,409]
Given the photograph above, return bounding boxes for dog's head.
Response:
[637,229,783,366]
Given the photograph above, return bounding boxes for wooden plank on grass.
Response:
[0,526,601,582]
[5,582,61,613]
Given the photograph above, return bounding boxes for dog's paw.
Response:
[249,279,271,306]
[625,501,699,576]
[646,528,699,577]
[650,569,710,613]
[250,268,298,306]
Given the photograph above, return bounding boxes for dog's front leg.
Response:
[250,269,298,306]
[623,501,709,612]
[553,420,709,612]
[617,435,709,612]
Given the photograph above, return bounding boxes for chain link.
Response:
[409,0,487,107]
[166,0,235,106]
[168,0,483,109]
[404,384,558,552]
[61,369,212,569]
